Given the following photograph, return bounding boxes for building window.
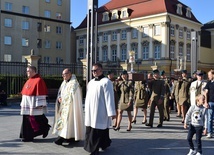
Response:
[79,49,84,59]
[4,36,12,45]
[56,26,62,34]
[79,36,84,45]
[44,56,50,63]
[179,44,183,57]
[56,41,62,49]
[143,27,149,37]
[45,0,50,3]
[112,48,117,62]
[112,31,117,41]
[187,30,191,40]
[103,48,108,62]
[170,25,175,36]
[154,25,160,36]
[186,8,191,18]
[121,45,127,61]
[5,2,12,11]
[57,0,62,6]
[170,44,175,59]
[37,39,42,48]
[103,32,108,42]
[5,18,12,27]
[22,6,30,14]
[56,57,63,64]
[121,8,128,18]
[154,45,161,59]
[111,11,118,20]
[45,40,51,48]
[186,44,191,61]
[22,38,29,46]
[131,43,138,59]
[121,30,127,40]
[142,46,149,60]
[44,25,51,32]
[102,12,109,22]
[44,10,51,18]
[22,21,29,30]
[177,4,183,15]
[4,54,12,62]
[37,22,42,31]
[132,29,138,39]
[179,28,183,38]
[56,12,62,19]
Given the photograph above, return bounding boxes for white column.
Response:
[107,31,111,60]
[76,36,79,61]
[183,27,187,57]
[98,32,103,61]
[117,29,121,59]
[126,28,131,57]
[175,24,179,59]
[149,24,153,58]
[161,22,168,58]
[138,28,142,58]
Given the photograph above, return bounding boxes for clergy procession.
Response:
[18,64,214,155]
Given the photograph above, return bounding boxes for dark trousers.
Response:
[163,97,170,120]
[149,100,164,125]
[187,124,203,153]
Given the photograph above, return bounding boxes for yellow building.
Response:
[75,0,214,77]
[0,0,71,63]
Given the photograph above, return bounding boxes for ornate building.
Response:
[75,0,212,76]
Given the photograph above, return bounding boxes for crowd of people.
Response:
[18,64,214,155]
[107,67,213,155]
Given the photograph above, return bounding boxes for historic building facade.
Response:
[74,0,213,77]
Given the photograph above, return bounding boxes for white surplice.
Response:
[84,77,116,130]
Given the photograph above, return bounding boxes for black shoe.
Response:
[43,125,51,138]
[126,125,132,131]
[145,123,153,128]
[131,120,136,124]
[90,150,99,155]
[54,137,64,145]
[113,127,120,131]
[142,120,147,124]
[157,124,163,128]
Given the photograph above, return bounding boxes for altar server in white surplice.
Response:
[84,63,116,155]
[190,70,207,106]
[52,68,84,145]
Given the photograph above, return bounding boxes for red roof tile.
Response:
[76,0,200,29]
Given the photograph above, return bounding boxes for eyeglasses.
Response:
[91,69,100,73]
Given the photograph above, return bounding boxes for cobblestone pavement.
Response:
[0,102,213,155]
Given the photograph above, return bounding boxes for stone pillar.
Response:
[24,49,41,69]
[149,24,154,58]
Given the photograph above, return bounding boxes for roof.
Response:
[75,0,200,29]
[202,20,214,29]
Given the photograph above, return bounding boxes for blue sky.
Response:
[71,0,214,28]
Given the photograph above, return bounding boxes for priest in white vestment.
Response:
[190,70,207,106]
[84,63,116,155]
[52,68,84,145]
